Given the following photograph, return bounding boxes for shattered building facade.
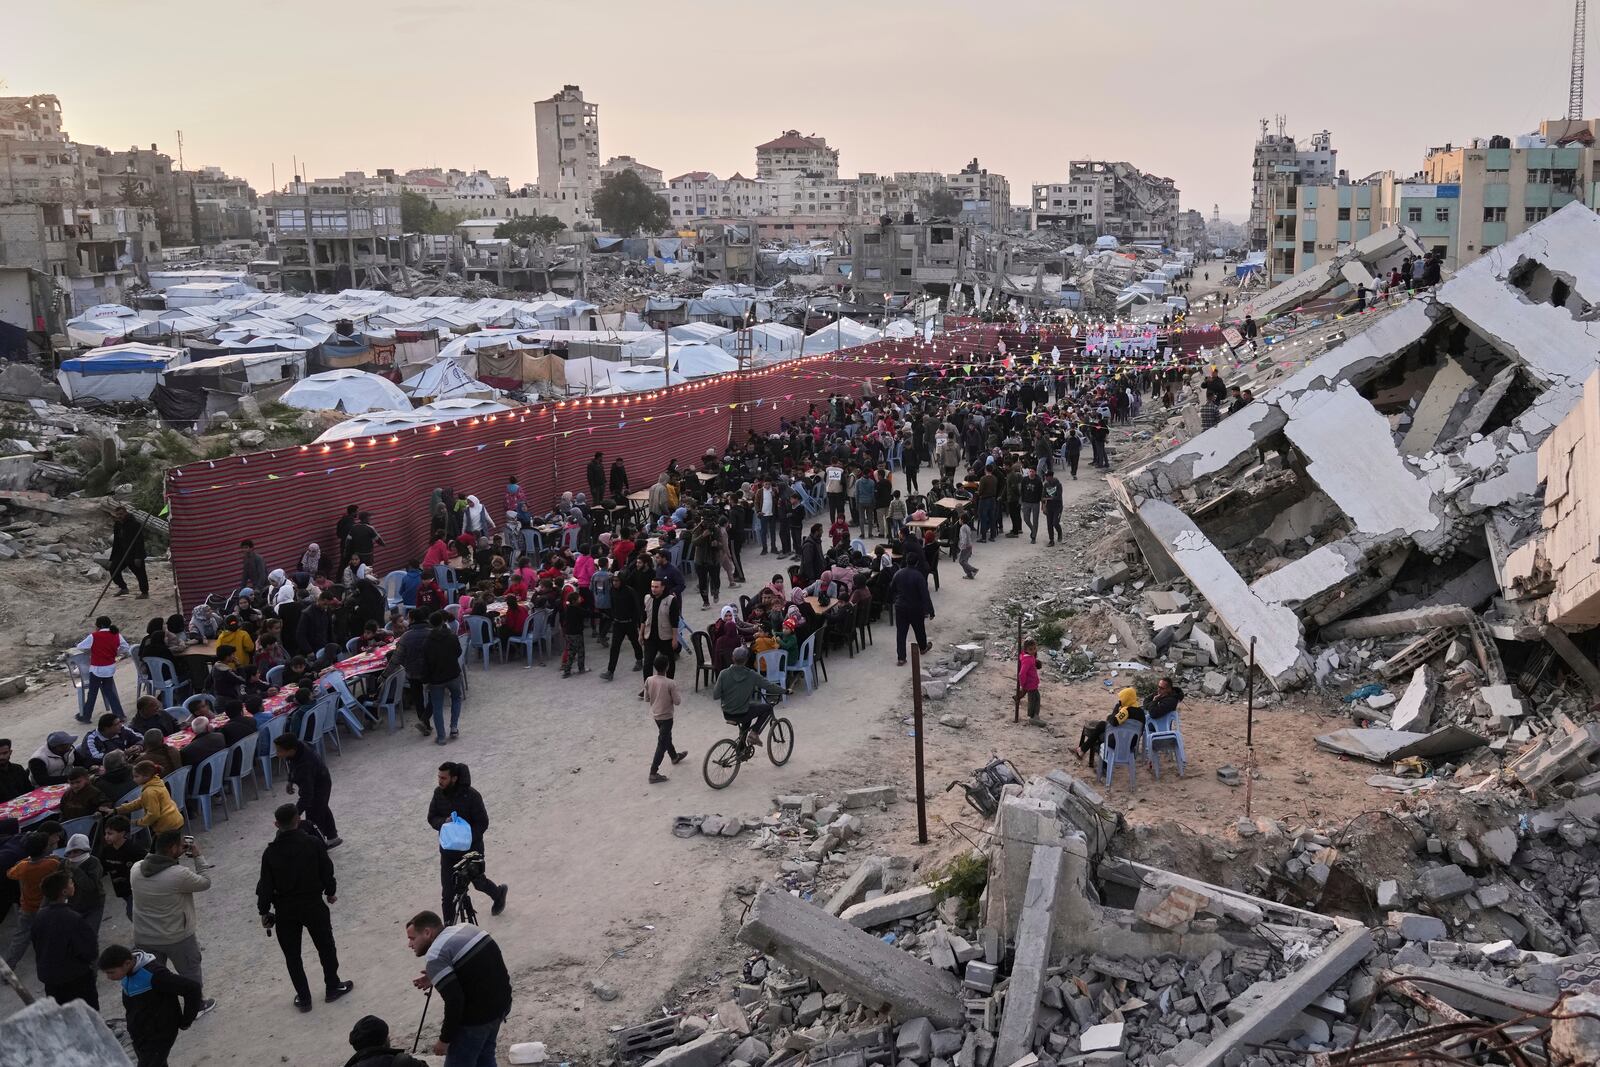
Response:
[1030,161,1179,246]
[1111,202,1600,690]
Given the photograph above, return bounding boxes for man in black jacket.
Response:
[100,942,203,1067]
[110,505,149,598]
[890,563,935,667]
[256,803,353,1011]
[601,572,643,681]
[586,451,606,502]
[426,763,506,924]
[0,739,31,803]
[394,609,433,735]
[405,910,513,1063]
[32,870,99,1008]
[609,457,629,500]
[273,736,340,848]
[297,592,339,661]
[422,612,465,743]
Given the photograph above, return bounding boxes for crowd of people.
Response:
[1,346,1203,1064]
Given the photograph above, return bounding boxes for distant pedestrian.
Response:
[957,514,979,580]
[427,763,507,925]
[256,803,354,1011]
[274,736,341,848]
[73,616,130,724]
[3,831,60,969]
[1019,639,1041,723]
[639,578,681,692]
[1042,470,1064,547]
[645,654,687,784]
[405,910,514,1066]
[110,505,150,599]
[99,942,204,1067]
[422,610,465,744]
[890,561,934,666]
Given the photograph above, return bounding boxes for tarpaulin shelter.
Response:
[57,342,187,404]
[401,359,494,401]
[802,317,880,355]
[281,369,409,414]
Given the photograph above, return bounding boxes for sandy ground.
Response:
[0,448,1396,1065]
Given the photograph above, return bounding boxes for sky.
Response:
[7,0,1589,219]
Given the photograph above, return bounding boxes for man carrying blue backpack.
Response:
[426,763,507,925]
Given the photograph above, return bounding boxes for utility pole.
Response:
[1571,0,1589,122]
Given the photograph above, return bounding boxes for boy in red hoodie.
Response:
[1018,638,1041,723]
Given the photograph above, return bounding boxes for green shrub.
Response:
[1034,619,1065,648]
[932,851,989,912]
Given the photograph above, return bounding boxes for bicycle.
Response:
[703,697,794,789]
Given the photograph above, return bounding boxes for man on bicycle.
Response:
[712,647,785,756]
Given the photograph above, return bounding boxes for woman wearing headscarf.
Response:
[463,495,494,538]
[300,542,322,577]
[266,568,293,609]
[1077,687,1146,771]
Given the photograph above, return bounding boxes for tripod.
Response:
[450,851,485,925]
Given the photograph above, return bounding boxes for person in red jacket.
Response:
[1018,638,1041,722]
[73,616,130,724]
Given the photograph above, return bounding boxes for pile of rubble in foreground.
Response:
[611,770,1600,1067]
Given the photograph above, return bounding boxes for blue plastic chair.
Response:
[786,632,818,694]
[345,637,364,654]
[222,732,259,808]
[466,615,496,670]
[380,569,409,610]
[434,564,461,602]
[521,527,544,558]
[59,813,100,844]
[1143,712,1187,779]
[145,657,191,707]
[560,525,580,554]
[257,715,290,791]
[160,766,190,814]
[319,674,370,736]
[297,695,341,758]
[755,649,787,687]
[183,694,215,720]
[264,665,285,688]
[506,615,542,667]
[186,748,230,831]
[372,669,406,732]
[1100,723,1142,789]
[457,634,471,695]
[887,439,904,472]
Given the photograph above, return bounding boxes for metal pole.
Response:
[1244,636,1256,819]
[911,642,928,845]
[0,956,36,1006]
[1013,615,1023,723]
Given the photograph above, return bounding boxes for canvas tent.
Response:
[281,369,409,413]
[802,317,880,355]
[57,342,186,404]
[401,359,495,401]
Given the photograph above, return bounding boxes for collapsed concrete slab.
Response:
[992,845,1066,1067]
[1243,225,1425,322]
[0,998,132,1067]
[738,885,966,1027]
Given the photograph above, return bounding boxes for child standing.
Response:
[100,815,148,921]
[561,586,590,677]
[886,490,907,539]
[99,943,204,1067]
[1018,638,1041,723]
[645,654,686,784]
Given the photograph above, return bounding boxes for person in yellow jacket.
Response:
[214,615,254,666]
[106,760,185,834]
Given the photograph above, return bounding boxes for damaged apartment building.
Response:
[1109,202,1600,697]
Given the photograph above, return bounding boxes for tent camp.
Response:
[57,342,187,404]
[281,369,410,413]
[401,358,495,402]
[315,397,513,443]
[65,305,140,347]
[713,321,805,363]
[665,343,738,378]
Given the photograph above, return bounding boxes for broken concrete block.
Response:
[963,960,998,993]
[1079,1022,1125,1052]
[642,1030,738,1067]
[1133,882,1209,931]
[1202,671,1228,697]
[1479,684,1526,729]
[0,998,131,1067]
[840,885,938,929]
[1376,880,1402,909]
[1386,912,1447,942]
[1389,665,1436,733]
[1419,864,1476,902]
[1478,827,1518,866]
[1551,990,1600,1066]
[993,845,1065,1067]
[843,786,897,810]
[938,714,969,729]
[739,887,966,1026]
[896,1017,934,1063]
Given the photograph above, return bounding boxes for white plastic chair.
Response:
[755,649,787,687]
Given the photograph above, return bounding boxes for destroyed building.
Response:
[1109,202,1600,692]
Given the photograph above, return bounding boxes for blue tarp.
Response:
[58,354,172,373]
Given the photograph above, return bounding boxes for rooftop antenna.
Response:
[1571,0,1588,121]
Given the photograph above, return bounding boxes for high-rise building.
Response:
[1249,121,1337,250]
[535,85,600,220]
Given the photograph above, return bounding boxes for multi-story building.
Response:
[1249,123,1337,250]
[666,172,764,224]
[535,85,599,221]
[1420,119,1598,269]
[690,222,756,284]
[1265,173,1400,282]
[600,156,664,191]
[845,217,1004,302]
[261,185,402,292]
[755,131,838,180]
[1032,161,1178,245]
[0,95,153,310]
[946,159,1010,231]
[183,165,258,243]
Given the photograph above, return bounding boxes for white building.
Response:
[755,131,838,180]
[600,156,664,191]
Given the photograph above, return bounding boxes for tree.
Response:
[918,187,963,220]
[494,215,564,244]
[400,190,463,235]
[593,170,670,235]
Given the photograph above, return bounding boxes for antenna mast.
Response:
[1572,0,1588,121]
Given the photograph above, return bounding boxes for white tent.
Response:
[802,317,880,355]
[414,397,511,419]
[314,410,437,443]
[57,343,187,404]
[713,321,805,363]
[281,369,410,413]
[65,305,140,347]
[881,319,918,339]
[665,343,739,378]
[401,359,496,401]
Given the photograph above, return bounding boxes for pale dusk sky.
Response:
[7,0,1589,218]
